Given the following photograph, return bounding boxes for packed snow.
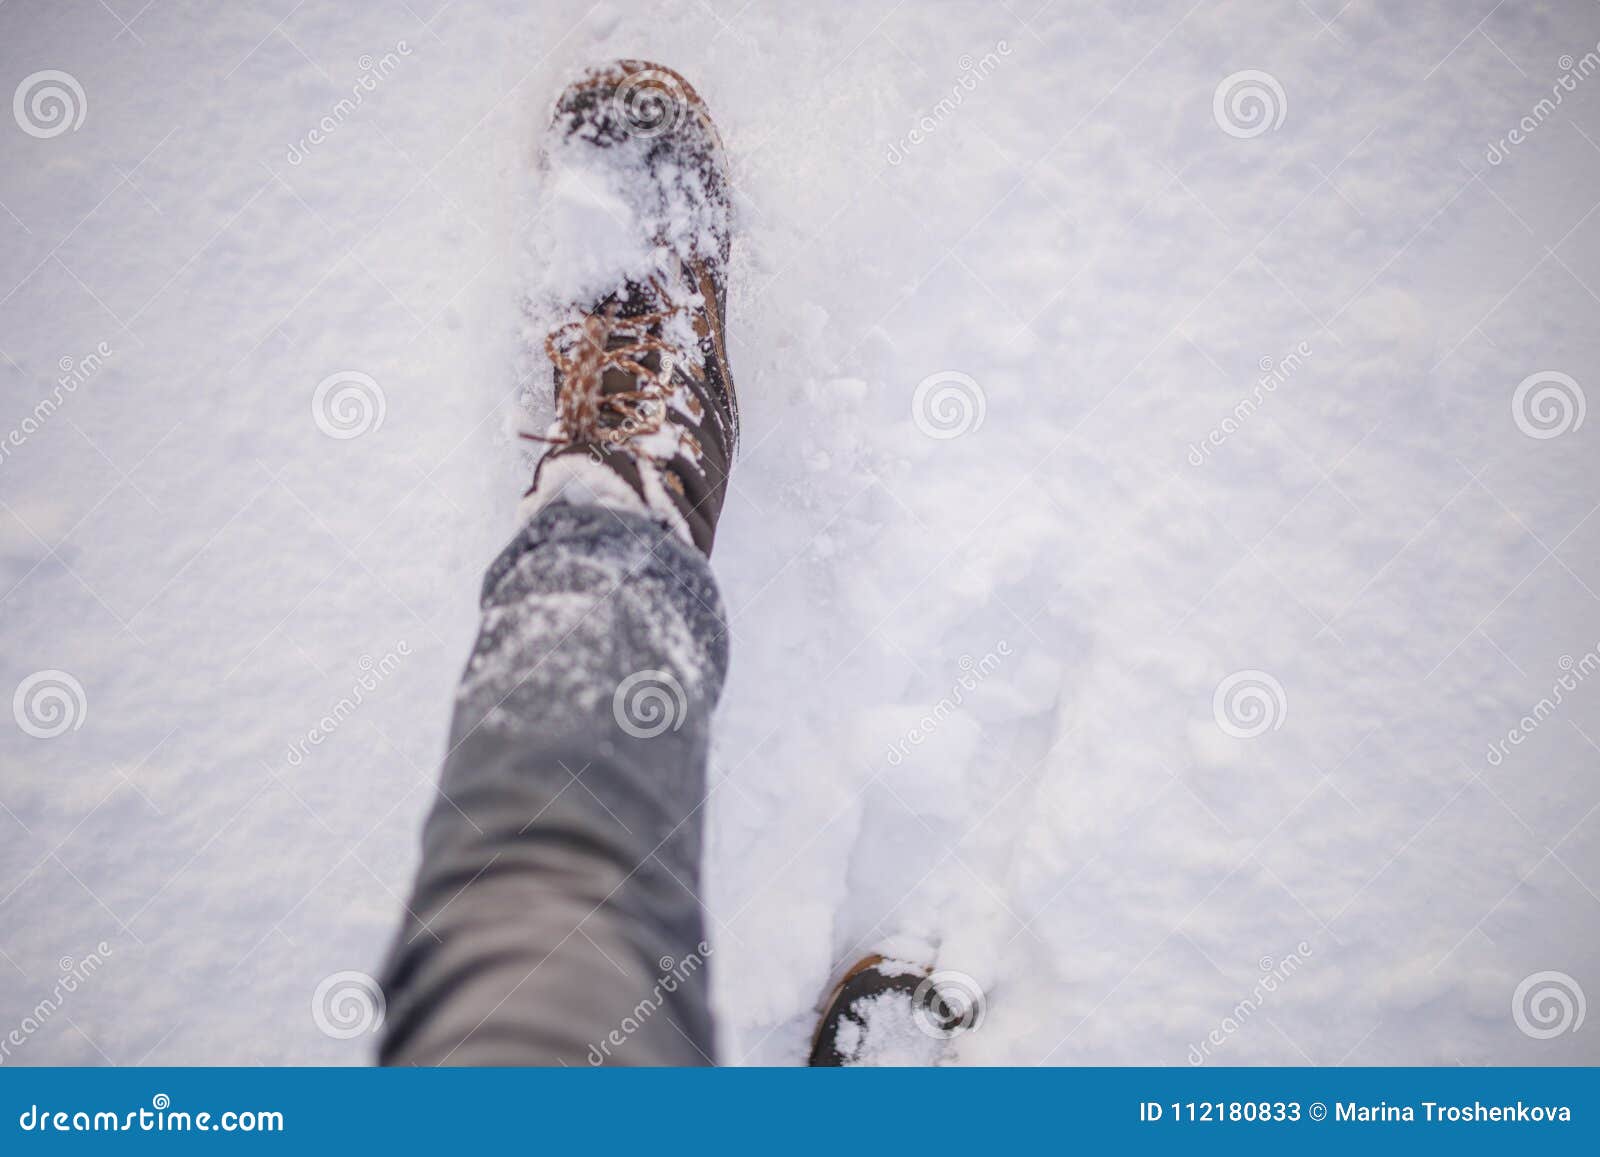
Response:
[1,0,1598,1066]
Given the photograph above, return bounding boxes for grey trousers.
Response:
[379,501,728,1066]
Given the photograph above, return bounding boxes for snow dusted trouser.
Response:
[378,501,728,1066]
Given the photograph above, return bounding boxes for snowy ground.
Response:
[3,0,1599,1066]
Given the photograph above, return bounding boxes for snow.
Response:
[2,0,1599,1067]
[833,991,948,1067]
[537,164,648,306]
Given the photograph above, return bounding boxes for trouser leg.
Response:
[379,501,728,1066]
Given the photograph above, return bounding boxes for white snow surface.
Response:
[3,0,1600,1066]
[834,992,948,1067]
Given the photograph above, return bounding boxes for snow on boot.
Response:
[808,955,984,1066]
[519,60,739,556]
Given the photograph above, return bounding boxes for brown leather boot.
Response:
[809,955,984,1066]
[519,61,738,556]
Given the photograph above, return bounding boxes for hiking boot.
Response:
[518,60,738,556]
[808,954,985,1066]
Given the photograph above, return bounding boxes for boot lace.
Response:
[522,282,699,454]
